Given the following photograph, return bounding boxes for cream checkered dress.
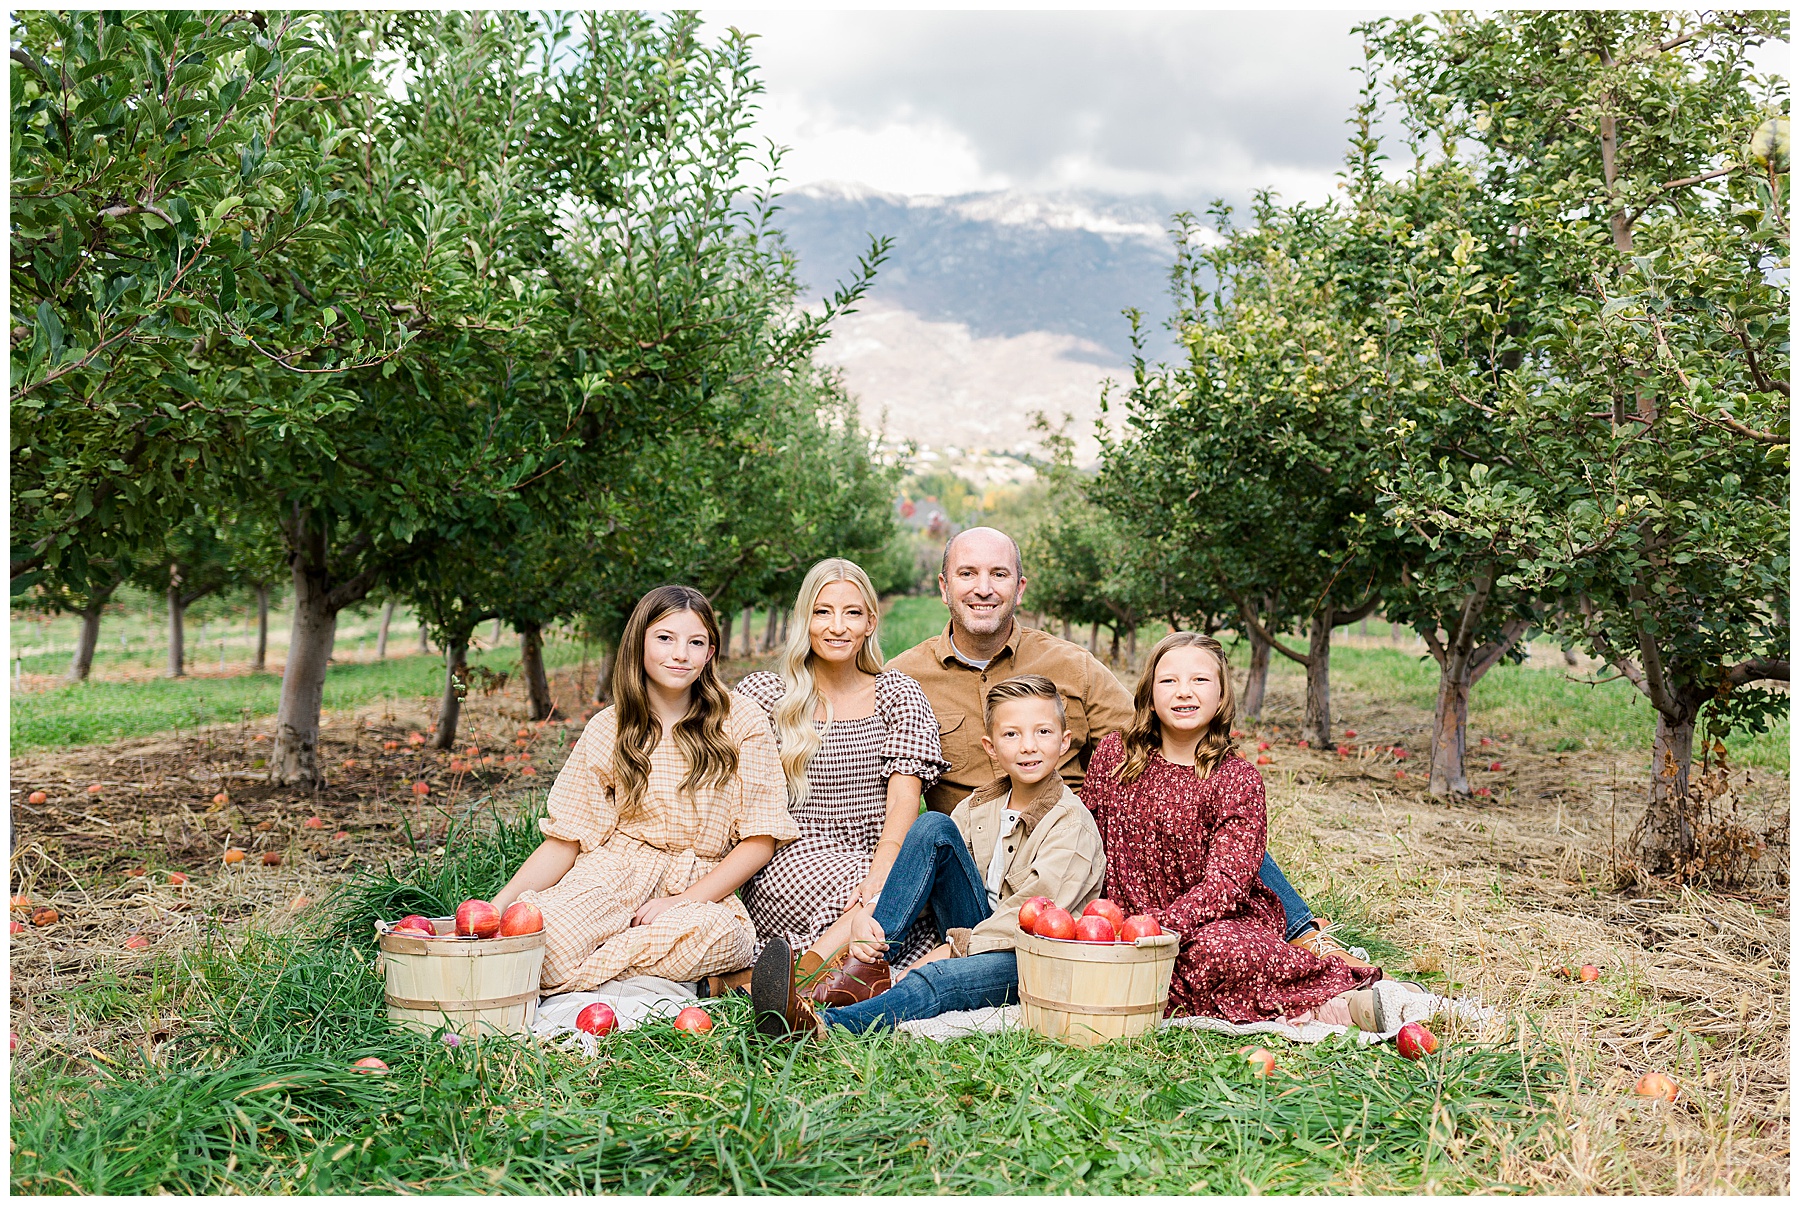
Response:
[735,670,949,968]
[519,693,799,994]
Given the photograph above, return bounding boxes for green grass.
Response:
[11,642,597,753]
[880,594,950,659]
[11,801,1564,1195]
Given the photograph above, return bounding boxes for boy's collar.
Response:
[968,771,1065,833]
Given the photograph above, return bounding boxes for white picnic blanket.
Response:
[532,977,702,1055]
[896,979,1496,1044]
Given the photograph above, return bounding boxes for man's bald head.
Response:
[940,526,1023,579]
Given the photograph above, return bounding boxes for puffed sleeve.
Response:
[539,710,620,852]
[1078,730,1125,825]
[733,671,787,726]
[725,696,801,847]
[1157,757,1268,935]
[875,671,950,788]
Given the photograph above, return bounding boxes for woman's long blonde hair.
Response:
[771,558,885,806]
[610,584,738,820]
[1117,631,1238,785]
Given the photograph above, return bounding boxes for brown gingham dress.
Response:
[1079,732,1379,1022]
[518,693,800,994]
[735,670,950,968]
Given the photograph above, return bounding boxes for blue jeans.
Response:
[819,812,1014,1033]
[1259,853,1316,943]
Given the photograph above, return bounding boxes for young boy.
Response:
[752,674,1107,1037]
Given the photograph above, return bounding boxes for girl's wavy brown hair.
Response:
[1117,631,1238,785]
[610,584,738,820]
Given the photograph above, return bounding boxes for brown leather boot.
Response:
[751,937,824,1040]
[808,952,892,1007]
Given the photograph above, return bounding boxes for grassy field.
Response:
[10,801,1562,1195]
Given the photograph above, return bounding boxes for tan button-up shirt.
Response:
[944,772,1106,958]
[889,621,1136,813]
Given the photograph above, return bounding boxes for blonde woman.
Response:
[734,558,949,1005]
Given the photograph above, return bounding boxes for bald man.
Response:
[889,526,1370,967]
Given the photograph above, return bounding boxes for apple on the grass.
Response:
[673,1006,714,1034]
[1074,914,1119,943]
[1082,899,1126,931]
[1033,906,1077,941]
[576,1002,617,1036]
[454,899,501,938]
[499,901,544,936]
[1395,1021,1439,1060]
[1634,1072,1680,1102]
[1120,915,1162,942]
[1016,896,1054,932]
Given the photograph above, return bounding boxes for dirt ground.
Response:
[8,656,1790,1193]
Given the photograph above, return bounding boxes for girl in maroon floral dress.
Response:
[1080,632,1388,1025]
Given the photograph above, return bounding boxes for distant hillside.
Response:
[776,183,1192,364]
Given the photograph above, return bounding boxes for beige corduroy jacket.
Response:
[944,771,1107,958]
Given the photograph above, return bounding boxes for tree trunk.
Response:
[1088,621,1099,654]
[1641,702,1700,873]
[720,611,734,661]
[761,604,780,653]
[166,582,186,677]
[1428,653,1474,797]
[68,601,104,682]
[1127,625,1138,660]
[1241,626,1271,719]
[375,599,396,660]
[742,603,755,657]
[271,568,340,787]
[1062,619,1071,641]
[253,584,270,672]
[1300,611,1333,747]
[1564,645,1578,667]
[1109,627,1121,664]
[520,620,554,722]
[434,634,473,749]
[418,620,430,654]
[594,643,618,705]
[779,610,789,644]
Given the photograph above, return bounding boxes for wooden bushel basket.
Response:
[1014,928,1179,1047]
[375,916,547,1038]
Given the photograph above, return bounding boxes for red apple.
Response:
[1297,739,1310,749]
[1256,741,1270,751]
[168,872,189,886]
[1344,729,1357,738]
[212,792,230,805]
[411,781,431,796]
[1395,1021,1439,1060]
[673,1006,714,1034]
[1073,915,1117,943]
[1016,896,1054,933]
[1488,761,1504,772]
[352,1056,389,1074]
[8,1031,16,1053]
[9,894,29,910]
[1474,787,1492,797]
[407,732,426,747]
[576,1002,617,1036]
[27,791,47,805]
[394,914,436,936]
[1240,1046,1277,1077]
[87,783,104,795]
[455,898,501,938]
[1083,899,1126,931]
[262,851,282,866]
[1120,915,1162,942]
[1478,736,1492,746]
[9,921,23,935]
[222,848,245,864]
[499,901,544,936]
[1256,754,1272,765]
[1033,906,1077,941]
[125,934,151,950]
[1634,1072,1680,1102]
[30,906,59,927]
[304,816,325,829]
[1578,964,1600,983]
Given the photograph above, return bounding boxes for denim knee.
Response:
[909,810,961,847]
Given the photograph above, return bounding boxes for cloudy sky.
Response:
[703,10,1380,205]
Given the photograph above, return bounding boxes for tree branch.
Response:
[1724,658,1789,687]
[1228,592,1310,667]
[1469,618,1531,686]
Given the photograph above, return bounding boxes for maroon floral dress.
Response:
[1079,732,1378,1022]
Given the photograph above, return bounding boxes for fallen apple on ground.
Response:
[168,872,189,886]
[1074,915,1119,943]
[1033,906,1077,941]
[262,851,282,866]
[352,1057,390,1074]
[87,783,104,795]
[1016,896,1053,933]
[411,781,431,796]
[455,898,501,938]
[212,792,230,805]
[125,934,151,950]
[27,790,47,805]
[126,866,145,877]
[1634,1072,1680,1102]
[1256,755,1272,765]
[222,848,246,865]
[576,1002,618,1036]
[304,816,325,829]
[30,907,59,926]
[9,894,29,910]
[1395,1021,1439,1060]
[1578,964,1601,982]
[499,901,544,936]
[1239,1046,1277,1077]
[673,1006,714,1034]
[9,921,23,935]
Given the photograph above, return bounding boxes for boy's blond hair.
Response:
[982,673,1067,732]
